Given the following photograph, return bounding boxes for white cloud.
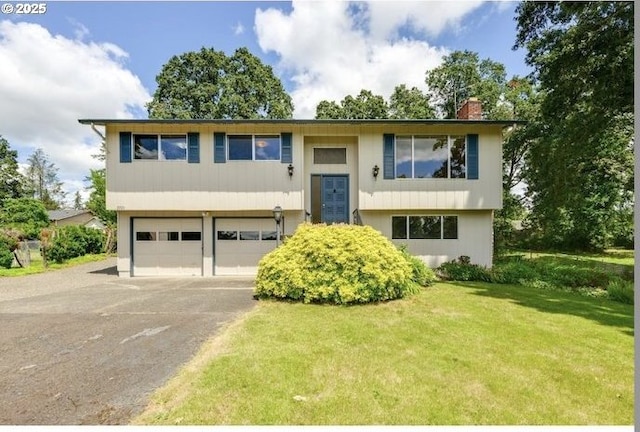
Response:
[255,1,485,118]
[366,1,484,40]
[0,20,150,204]
[233,21,245,35]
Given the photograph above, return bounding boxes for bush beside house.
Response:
[255,223,431,305]
[47,225,105,264]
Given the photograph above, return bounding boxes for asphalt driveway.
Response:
[0,258,257,425]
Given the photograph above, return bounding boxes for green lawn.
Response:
[0,252,112,277]
[511,248,634,270]
[133,281,633,425]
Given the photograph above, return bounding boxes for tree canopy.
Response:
[0,136,25,203]
[425,50,507,119]
[514,1,634,250]
[147,47,293,119]
[315,89,389,119]
[0,197,49,239]
[24,148,66,210]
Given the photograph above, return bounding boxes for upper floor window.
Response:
[134,134,187,161]
[228,135,281,161]
[395,135,466,179]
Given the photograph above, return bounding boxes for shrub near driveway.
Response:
[255,223,424,304]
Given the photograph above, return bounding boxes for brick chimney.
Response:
[456,97,482,120]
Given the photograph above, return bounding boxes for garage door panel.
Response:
[133,218,202,277]
[215,219,277,275]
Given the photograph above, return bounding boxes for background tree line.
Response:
[0,1,633,254]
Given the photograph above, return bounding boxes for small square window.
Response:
[443,216,458,239]
[158,231,179,241]
[261,231,277,240]
[392,217,407,239]
[228,135,253,160]
[254,136,280,160]
[181,231,202,241]
[136,231,156,241]
[217,231,238,240]
[240,231,260,240]
[134,135,158,160]
[409,216,441,239]
[161,135,187,160]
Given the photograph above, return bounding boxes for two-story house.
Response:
[80,98,517,277]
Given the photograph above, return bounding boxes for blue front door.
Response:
[321,175,349,224]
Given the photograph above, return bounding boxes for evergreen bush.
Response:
[255,223,415,304]
[48,225,105,263]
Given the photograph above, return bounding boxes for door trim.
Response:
[311,174,349,224]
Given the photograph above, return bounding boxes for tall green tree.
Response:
[494,77,541,251]
[0,197,49,239]
[425,50,507,119]
[0,135,25,203]
[316,89,389,119]
[147,47,293,119]
[24,148,66,210]
[73,191,84,210]
[388,85,435,119]
[86,168,116,225]
[514,1,634,250]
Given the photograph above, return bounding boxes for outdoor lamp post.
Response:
[272,205,283,246]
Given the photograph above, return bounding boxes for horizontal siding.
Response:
[106,123,504,212]
[357,127,503,210]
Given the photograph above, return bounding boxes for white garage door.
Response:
[133,218,202,276]
[215,218,279,275]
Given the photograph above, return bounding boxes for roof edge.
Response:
[79,118,526,127]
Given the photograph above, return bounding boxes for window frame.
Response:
[227,134,282,162]
[133,133,189,162]
[391,215,459,240]
[313,147,347,165]
[394,135,467,179]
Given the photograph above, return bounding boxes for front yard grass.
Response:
[134,281,633,425]
[0,252,112,277]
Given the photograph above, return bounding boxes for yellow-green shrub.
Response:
[255,223,415,304]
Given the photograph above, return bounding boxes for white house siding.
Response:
[101,121,506,276]
[105,123,305,212]
[361,210,494,268]
[356,125,503,211]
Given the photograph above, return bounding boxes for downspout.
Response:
[90,123,106,142]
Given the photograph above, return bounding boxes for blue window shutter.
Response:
[383,133,395,179]
[187,132,200,163]
[214,132,226,163]
[281,132,292,163]
[467,134,479,179]
[119,132,132,163]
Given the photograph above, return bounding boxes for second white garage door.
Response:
[215,218,279,275]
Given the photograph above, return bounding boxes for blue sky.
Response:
[0,1,530,204]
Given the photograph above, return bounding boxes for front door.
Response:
[311,175,349,224]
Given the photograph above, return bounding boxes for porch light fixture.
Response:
[287,163,294,178]
[372,164,380,179]
[273,205,283,246]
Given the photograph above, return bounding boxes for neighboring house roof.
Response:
[79,118,525,127]
[48,209,92,221]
